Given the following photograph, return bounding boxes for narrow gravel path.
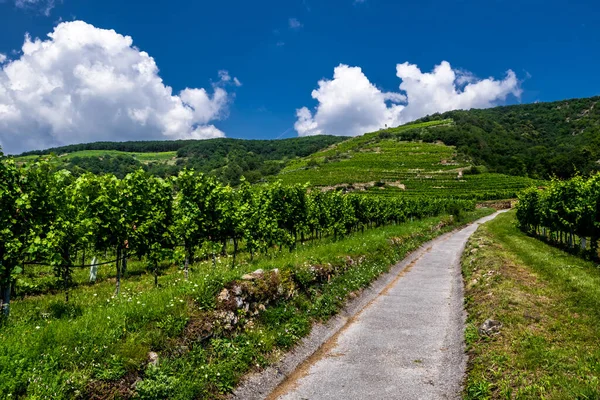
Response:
[268,212,504,400]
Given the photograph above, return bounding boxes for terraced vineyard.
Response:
[277,120,541,199]
[362,173,540,200]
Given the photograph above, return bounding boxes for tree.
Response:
[173,170,219,278]
[0,152,25,318]
[239,182,277,259]
[126,170,174,286]
[77,173,130,294]
[173,170,225,271]
[268,182,309,251]
[34,171,94,302]
[216,185,245,267]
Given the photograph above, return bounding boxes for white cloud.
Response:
[217,69,242,87]
[395,61,520,122]
[295,65,405,137]
[295,61,521,137]
[0,21,236,153]
[218,69,231,82]
[0,54,6,64]
[15,0,56,16]
[289,18,303,29]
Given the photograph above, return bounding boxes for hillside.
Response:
[413,96,600,178]
[14,136,346,183]
[277,120,539,200]
[15,96,600,195]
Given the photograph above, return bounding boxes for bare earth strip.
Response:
[232,211,504,400]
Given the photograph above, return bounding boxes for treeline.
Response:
[401,96,600,179]
[20,136,346,158]
[68,154,143,178]
[516,174,600,258]
[175,136,346,185]
[19,136,347,185]
[0,152,474,318]
[19,140,195,156]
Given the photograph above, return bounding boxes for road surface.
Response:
[267,212,503,400]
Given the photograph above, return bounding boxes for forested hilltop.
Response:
[16,136,346,184]
[413,96,600,178]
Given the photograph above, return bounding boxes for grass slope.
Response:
[0,209,492,399]
[462,211,600,399]
[13,136,346,183]
[277,120,539,200]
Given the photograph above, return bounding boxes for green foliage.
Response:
[135,366,179,399]
[418,96,600,179]
[277,121,541,200]
[516,173,600,258]
[0,151,26,318]
[29,170,97,301]
[125,170,175,286]
[172,170,222,272]
[16,136,347,184]
[1,152,477,306]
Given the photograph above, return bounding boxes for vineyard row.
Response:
[0,156,475,318]
[516,173,600,258]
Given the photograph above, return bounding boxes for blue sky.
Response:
[0,0,599,152]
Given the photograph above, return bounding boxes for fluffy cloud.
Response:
[295,61,521,137]
[295,65,405,137]
[0,54,6,64]
[0,21,235,153]
[395,61,521,122]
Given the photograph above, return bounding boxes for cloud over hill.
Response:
[295,61,521,137]
[0,21,238,153]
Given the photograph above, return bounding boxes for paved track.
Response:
[269,212,503,400]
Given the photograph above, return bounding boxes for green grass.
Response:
[462,211,600,399]
[0,209,493,399]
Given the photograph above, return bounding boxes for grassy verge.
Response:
[0,209,493,399]
[462,211,600,399]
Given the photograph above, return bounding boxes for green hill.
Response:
[277,120,540,200]
[14,136,346,183]
[277,96,600,198]
[15,95,600,197]
[412,96,600,179]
